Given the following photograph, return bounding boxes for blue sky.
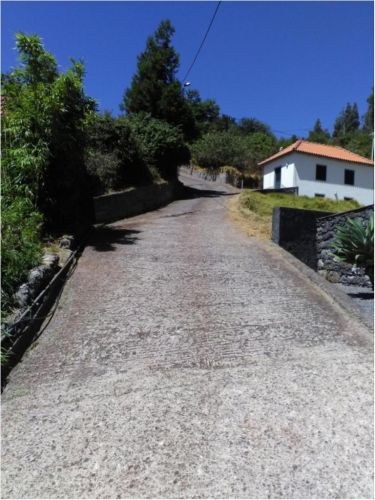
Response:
[2,1,374,137]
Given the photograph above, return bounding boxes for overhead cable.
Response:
[182,1,222,83]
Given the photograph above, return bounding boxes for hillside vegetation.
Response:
[231,191,361,240]
[241,191,361,217]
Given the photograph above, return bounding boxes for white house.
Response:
[259,140,374,205]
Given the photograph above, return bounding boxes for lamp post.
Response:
[183,81,191,95]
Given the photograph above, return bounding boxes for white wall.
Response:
[294,153,374,205]
[262,152,374,205]
[263,159,296,189]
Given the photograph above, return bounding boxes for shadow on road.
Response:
[88,226,141,252]
[347,292,374,301]
[179,184,238,200]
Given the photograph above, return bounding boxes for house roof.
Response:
[258,139,374,167]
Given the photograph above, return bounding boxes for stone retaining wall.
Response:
[316,205,374,286]
[272,207,333,269]
[94,181,181,224]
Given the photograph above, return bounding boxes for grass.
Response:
[241,191,361,217]
[228,191,362,240]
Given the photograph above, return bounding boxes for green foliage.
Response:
[85,113,152,192]
[243,132,277,173]
[190,130,277,178]
[331,216,374,287]
[307,91,373,158]
[190,131,248,170]
[1,196,43,313]
[345,131,373,159]
[240,191,360,218]
[121,20,196,140]
[277,135,299,150]
[209,114,237,132]
[363,87,374,133]
[238,117,272,136]
[127,113,190,180]
[1,33,95,316]
[185,89,220,136]
[308,119,330,144]
[2,33,96,233]
[333,103,360,138]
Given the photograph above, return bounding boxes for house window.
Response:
[344,169,355,185]
[274,167,281,188]
[316,164,327,181]
[315,193,325,198]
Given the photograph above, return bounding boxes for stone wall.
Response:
[272,207,333,269]
[94,181,182,224]
[316,205,374,286]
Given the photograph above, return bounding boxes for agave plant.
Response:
[331,215,374,289]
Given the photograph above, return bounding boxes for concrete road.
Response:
[2,174,373,499]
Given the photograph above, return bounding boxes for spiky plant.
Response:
[331,215,374,289]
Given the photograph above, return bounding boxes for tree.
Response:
[238,117,272,136]
[333,103,360,138]
[190,131,248,170]
[277,134,299,150]
[210,114,237,132]
[121,20,196,140]
[2,33,95,232]
[2,33,95,313]
[363,88,374,133]
[345,132,372,159]
[126,113,190,180]
[185,89,220,136]
[243,132,277,174]
[308,119,330,144]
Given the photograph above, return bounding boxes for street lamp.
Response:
[183,81,191,96]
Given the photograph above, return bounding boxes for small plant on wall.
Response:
[331,216,374,289]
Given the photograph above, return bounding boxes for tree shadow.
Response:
[88,226,141,252]
[347,292,374,301]
[161,211,197,218]
[178,185,238,200]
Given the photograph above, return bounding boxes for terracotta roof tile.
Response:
[258,140,374,167]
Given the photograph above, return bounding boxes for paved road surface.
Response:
[2,174,373,499]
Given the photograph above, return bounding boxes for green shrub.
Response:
[85,150,124,195]
[85,114,153,192]
[1,196,43,314]
[190,131,247,170]
[127,113,190,180]
[331,216,374,288]
[190,131,277,174]
[1,33,94,316]
[2,34,95,234]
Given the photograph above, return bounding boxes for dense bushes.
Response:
[1,34,95,315]
[86,112,190,194]
[2,34,95,234]
[190,132,248,170]
[85,114,151,194]
[190,130,277,179]
[126,113,190,181]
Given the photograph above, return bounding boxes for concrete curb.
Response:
[263,240,374,334]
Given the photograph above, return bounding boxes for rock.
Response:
[14,284,32,308]
[42,253,59,269]
[28,266,49,291]
[326,271,341,283]
[59,235,75,249]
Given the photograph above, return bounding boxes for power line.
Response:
[182,1,222,83]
